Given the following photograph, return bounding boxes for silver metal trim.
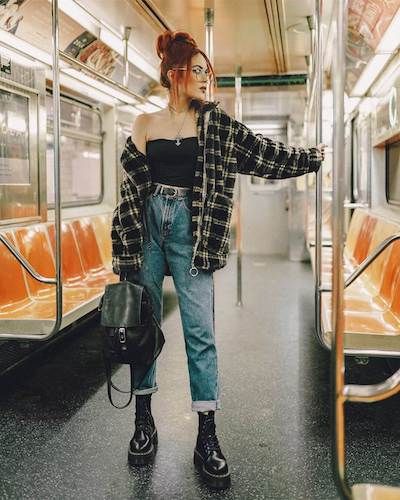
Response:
[123,27,132,88]
[50,0,63,340]
[344,368,400,402]
[314,0,326,349]
[331,1,352,497]
[235,65,243,308]
[0,76,40,95]
[343,202,369,209]
[0,234,56,285]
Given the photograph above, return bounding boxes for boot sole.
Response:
[193,449,231,490]
[128,430,158,466]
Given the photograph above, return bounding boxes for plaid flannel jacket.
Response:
[111,101,322,275]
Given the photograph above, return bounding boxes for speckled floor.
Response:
[0,254,399,500]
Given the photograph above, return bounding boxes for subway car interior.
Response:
[1,0,400,498]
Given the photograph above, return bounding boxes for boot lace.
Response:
[201,420,221,453]
[204,432,220,453]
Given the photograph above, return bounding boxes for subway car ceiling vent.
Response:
[216,74,307,88]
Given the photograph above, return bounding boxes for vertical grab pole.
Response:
[51,0,63,332]
[331,0,351,498]
[123,27,132,88]
[235,66,243,307]
[204,1,214,102]
[314,0,324,346]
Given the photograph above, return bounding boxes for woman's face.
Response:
[169,53,211,102]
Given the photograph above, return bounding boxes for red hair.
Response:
[156,31,216,106]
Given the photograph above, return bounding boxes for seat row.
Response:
[311,208,400,355]
[0,214,118,337]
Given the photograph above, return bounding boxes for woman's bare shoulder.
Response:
[131,114,149,154]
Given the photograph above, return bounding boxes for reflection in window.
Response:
[46,96,102,205]
[0,89,30,184]
[46,135,101,204]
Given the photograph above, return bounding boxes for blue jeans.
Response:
[123,188,221,412]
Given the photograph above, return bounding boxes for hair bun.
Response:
[156,31,197,59]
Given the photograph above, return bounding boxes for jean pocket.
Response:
[202,192,233,255]
[180,195,192,213]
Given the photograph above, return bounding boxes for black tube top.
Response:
[146,137,198,188]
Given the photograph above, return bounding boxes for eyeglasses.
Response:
[173,65,211,81]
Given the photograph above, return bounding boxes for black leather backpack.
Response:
[99,280,165,408]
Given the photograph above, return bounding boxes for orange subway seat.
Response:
[322,238,400,316]
[13,225,55,300]
[0,230,78,319]
[0,297,79,319]
[71,218,115,281]
[13,225,99,304]
[0,231,31,313]
[352,216,377,265]
[340,266,400,334]
[47,223,107,291]
[90,214,112,269]
[366,221,399,291]
[379,240,400,306]
[390,271,400,317]
[345,210,367,260]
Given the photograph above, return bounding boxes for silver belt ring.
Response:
[189,266,199,277]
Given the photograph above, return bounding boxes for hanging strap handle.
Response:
[103,351,153,409]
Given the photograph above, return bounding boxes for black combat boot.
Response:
[128,394,157,466]
[194,411,231,489]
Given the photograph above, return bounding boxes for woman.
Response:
[112,30,324,490]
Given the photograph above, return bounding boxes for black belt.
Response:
[151,183,191,197]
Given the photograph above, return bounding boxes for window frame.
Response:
[385,140,400,207]
[46,93,104,209]
[351,114,371,206]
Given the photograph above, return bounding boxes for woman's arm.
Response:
[232,118,323,179]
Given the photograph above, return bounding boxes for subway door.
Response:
[240,125,289,256]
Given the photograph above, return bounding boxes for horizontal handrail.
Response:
[343,202,369,209]
[344,367,400,402]
[320,233,400,292]
[0,234,56,285]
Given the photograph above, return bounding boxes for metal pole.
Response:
[51,0,63,334]
[314,0,326,349]
[235,66,243,307]
[204,0,214,101]
[331,0,351,497]
[123,27,131,87]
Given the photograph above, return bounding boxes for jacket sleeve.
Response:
[232,118,323,179]
[120,137,152,199]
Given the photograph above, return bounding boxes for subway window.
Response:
[352,116,371,205]
[386,141,400,206]
[46,95,103,206]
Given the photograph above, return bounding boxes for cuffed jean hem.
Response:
[191,400,221,412]
[133,386,158,396]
